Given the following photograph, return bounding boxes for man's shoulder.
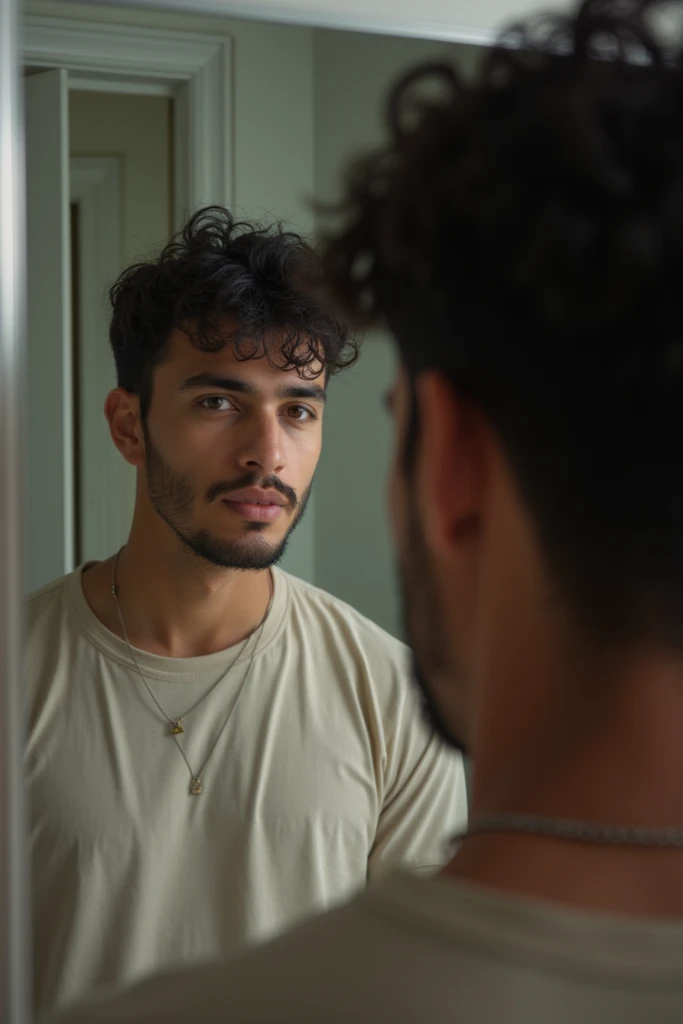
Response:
[51,875,493,1024]
[25,572,75,640]
[279,569,407,661]
[51,869,683,1024]
[51,880,408,1024]
[168,874,683,1021]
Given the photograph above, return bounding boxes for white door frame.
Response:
[22,13,234,226]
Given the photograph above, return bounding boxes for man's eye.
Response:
[200,397,233,411]
[288,405,315,422]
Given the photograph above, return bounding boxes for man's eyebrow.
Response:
[179,372,326,403]
[278,384,327,404]
[179,373,256,394]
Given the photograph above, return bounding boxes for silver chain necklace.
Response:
[111,548,272,796]
[458,812,683,848]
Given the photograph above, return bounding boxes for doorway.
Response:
[21,14,232,593]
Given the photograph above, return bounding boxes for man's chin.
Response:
[178,527,289,571]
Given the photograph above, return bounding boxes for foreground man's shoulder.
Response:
[49,867,683,1024]
[48,880,413,1024]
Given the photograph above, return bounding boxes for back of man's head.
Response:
[322,0,683,653]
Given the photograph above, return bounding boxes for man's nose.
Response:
[235,412,285,478]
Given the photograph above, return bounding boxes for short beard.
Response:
[144,425,311,571]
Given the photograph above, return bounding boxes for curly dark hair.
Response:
[319,0,683,649]
[109,206,358,417]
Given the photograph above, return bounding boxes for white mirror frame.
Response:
[90,0,570,45]
[0,0,31,1017]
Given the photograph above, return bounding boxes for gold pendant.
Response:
[172,719,185,735]
[190,777,203,796]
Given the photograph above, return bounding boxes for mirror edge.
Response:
[0,0,32,1019]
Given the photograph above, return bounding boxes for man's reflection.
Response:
[26,208,466,1015]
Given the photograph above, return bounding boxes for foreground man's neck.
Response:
[445,654,683,919]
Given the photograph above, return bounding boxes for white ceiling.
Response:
[88,0,574,44]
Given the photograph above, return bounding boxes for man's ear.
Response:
[413,371,484,559]
[105,389,146,468]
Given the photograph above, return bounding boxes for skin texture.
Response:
[389,366,683,919]
[82,328,325,659]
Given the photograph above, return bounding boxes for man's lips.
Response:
[219,488,289,523]
[223,488,288,507]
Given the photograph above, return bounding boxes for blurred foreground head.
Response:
[320,0,683,756]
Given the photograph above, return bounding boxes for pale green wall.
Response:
[312,28,483,636]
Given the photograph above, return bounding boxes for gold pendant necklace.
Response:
[111,548,272,794]
[112,559,236,738]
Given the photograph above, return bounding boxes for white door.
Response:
[24,68,74,594]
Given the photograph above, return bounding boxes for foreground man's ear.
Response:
[413,371,485,560]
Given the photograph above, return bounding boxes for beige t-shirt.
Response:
[27,565,466,1015]
[49,870,683,1024]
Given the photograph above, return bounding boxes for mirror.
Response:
[21,2,480,1019]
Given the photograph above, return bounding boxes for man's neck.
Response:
[446,652,683,919]
[81,531,273,659]
[444,829,683,919]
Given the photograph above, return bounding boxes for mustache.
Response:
[206,474,298,510]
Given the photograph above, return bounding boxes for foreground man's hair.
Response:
[321,0,683,650]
